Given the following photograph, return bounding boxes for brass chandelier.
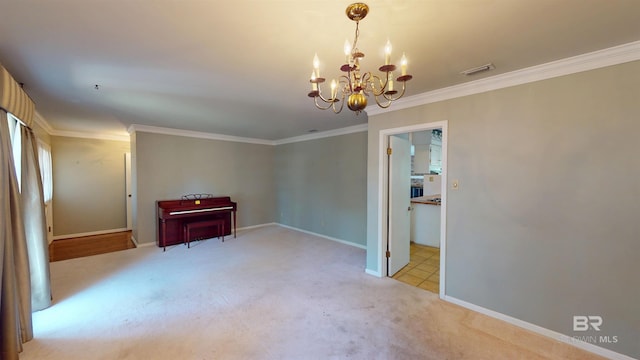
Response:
[307,2,413,115]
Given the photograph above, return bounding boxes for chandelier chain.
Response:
[353,21,360,51]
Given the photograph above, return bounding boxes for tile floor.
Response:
[392,243,440,293]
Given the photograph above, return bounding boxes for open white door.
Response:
[388,135,411,276]
[125,152,132,230]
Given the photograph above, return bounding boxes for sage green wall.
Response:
[274,132,367,247]
[133,132,275,245]
[51,136,130,235]
[366,60,640,358]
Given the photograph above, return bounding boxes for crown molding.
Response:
[273,124,368,145]
[31,40,640,143]
[33,111,130,142]
[127,124,275,145]
[33,111,54,133]
[51,130,130,142]
[367,40,640,116]
[128,123,368,146]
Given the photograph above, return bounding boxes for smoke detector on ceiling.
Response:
[460,63,495,76]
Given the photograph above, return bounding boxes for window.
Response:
[37,139,53,204]
[6,113,53,200]
[7,113,22,191]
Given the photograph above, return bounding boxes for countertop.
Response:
[411,195,441,205]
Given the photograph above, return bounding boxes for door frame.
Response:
[378,120,448,298]
[125,152,132,230]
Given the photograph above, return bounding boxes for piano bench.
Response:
[183,219,225,248]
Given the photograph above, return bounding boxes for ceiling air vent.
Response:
[460,63,495,76]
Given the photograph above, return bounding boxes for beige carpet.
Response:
[21,225,603,360]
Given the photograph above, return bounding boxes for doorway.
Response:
[125,152,132,230]
[379,121,447,298]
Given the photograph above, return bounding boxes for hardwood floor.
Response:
[49,231,136,262]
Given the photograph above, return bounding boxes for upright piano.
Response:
[157,196,237,250]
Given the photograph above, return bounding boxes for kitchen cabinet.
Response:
[412,144,430,174]
[410,196,441,248]
[412,143,442,175]
[429,144,442,174]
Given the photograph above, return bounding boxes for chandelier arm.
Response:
[373,93,393,109]
[360,71,372,85]
[331,93,346,113]
[382,81,408,101]
[359,71,371,96]
[368,73,388,97]
[355,72,370,95]
[339,75,351,92]
[316,90,335,104]
[314,96,336,110]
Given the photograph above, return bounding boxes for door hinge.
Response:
[387,147,392,155]
[385,250,391,258]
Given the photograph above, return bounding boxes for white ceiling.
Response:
[1,0,639,141]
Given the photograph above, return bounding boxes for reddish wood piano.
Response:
[157,196,237,250]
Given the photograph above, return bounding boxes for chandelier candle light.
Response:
[308,2,412,114]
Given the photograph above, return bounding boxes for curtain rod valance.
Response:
[0,65,35,126]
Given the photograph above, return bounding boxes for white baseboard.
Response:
[52,228,129,241]
[130,234,138,247]
[365,268,382,277]
[276,223,366,250]
[135,242,155,248]
[237,222,278,232]
[443,295,635,360]
[129,235,155,248]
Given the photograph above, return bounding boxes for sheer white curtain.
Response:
[8,114,21,190]
[20,125,51,311]
[5,111,51,311]
[37,140,53,243]
[37,140,52,205]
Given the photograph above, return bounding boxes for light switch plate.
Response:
[452,180,459,190]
